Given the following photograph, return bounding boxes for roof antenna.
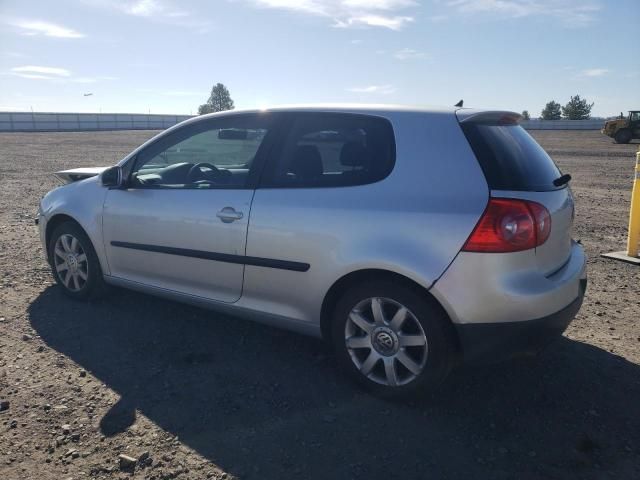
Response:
[454,99,464,108]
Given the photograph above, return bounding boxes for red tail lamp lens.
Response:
[463,198,551,253]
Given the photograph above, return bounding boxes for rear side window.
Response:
[461,123,562,191]
[262,113,395,188]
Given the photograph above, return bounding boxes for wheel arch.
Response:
[319,269,461,354]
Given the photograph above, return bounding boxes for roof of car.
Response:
[200,103,459,117]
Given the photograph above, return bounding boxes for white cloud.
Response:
[334,14,413,29]
[347,84,396,94]
[83,0,212,32]
[580,68,609,77]
[394,47,426,60]
[446,0,600,27]
[124,0,166,16]
[12,66,71,77]
[6,20,85,38]
[9,66,116,83]
[249,0,416,30]
[342,0,416,9]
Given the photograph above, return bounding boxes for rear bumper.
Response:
[455,278,586,363]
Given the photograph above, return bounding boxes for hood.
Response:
[54,167,109,184]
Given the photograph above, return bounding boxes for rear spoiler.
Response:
[54,167,109,184]
[456,110,522,125]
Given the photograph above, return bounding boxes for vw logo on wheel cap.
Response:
[372,327,398,356]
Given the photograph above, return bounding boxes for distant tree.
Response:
[541,101,562,120]
[562,94,594,120]
[198,83,234,115]
[521,110,531,121]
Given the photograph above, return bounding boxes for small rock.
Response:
[61,424,71,435]
[43,404,51,412]
[118,454,137,472]
[71,433,81,442]
[79,370,87,378]
[64,448,77,458]
[0,400,9,412]
[10,419,18,429]
[22,333,33,341]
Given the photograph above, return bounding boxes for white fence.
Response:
[0,112,605,132]
[520,119,603,130]
[0,112,193,132]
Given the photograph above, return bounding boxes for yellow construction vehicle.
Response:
[602,111,640,144]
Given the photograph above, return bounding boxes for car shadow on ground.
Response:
[29,286,640,480]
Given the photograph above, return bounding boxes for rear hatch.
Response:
[457,110,573,275]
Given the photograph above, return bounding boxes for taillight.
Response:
[462,198,551,253]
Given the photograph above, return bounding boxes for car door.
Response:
[102,113,276,303]
[242,112,398,321]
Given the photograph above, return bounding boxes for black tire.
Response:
[331,279,456,398]
[48,221,108,300]
[614,129,632,144]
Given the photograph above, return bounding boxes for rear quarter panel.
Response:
[239,110,489,327]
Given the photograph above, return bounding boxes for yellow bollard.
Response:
[627,149,640,258]
[602,147,640,265]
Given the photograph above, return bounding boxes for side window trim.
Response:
[123,113,281,191]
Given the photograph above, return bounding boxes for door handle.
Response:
[216,207,244,223]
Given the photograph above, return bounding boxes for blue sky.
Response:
[0,0,638,117]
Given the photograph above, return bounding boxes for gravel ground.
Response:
[0,130,639,480]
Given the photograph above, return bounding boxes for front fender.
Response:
[40,177,109,274]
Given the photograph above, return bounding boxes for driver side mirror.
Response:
[101,166,123,188]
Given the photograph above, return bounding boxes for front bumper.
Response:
[36,206,48,261]
[455,278,587,363]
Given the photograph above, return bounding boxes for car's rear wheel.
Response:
[614,129,632,144]
[48,221,107,300]
[331,280,456,398]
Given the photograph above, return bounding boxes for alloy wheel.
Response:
[53,234,89,292]
[345,297,428,387]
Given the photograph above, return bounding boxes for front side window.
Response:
[130,115,271,189]
[262,113,395,188]
[630,112,640,123]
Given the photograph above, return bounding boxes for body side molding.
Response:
[110,241,310,272]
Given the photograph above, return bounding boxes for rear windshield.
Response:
[460,123,562,191]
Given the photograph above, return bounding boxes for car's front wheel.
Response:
[331,280,456,398]
[48,221,107,300]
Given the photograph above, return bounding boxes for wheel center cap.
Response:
[67,255,78,272]
[372,327,399,356]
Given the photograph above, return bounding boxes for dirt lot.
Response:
[0,130,639,480]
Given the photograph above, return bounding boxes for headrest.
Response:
[340,142,371,168]
[290,145,323,179]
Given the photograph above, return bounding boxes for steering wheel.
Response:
[187,162,220,183]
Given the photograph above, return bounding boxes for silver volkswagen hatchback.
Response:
[37,105,587,397]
